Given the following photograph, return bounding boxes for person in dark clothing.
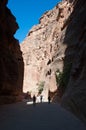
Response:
[40,95,43,103]
[33,95,36,106]
[48,95,51,104]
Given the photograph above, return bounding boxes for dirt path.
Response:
[0,102,86,130]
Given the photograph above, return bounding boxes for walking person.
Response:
[33,95,36,106]
[48,95,51,104]
[40,95,43,103]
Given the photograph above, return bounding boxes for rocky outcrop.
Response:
[0,0,24,104]
[21,0,73,99]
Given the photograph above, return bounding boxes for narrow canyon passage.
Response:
[0,102,86,130]
[1,0,86,125]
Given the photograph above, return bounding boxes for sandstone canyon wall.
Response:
[21,0,86,122]
[0,0,24,104]
[21,0,73,99]
[61,0,86,123]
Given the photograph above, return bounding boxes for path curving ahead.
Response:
[0,101,86,130]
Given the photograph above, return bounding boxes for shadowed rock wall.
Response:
[61,0,86,123]
[0,0,24,104]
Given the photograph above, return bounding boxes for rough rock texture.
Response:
[61,0,86,123]
[0,0,24,104]
[21,0,73,99]
[21,0,86,122]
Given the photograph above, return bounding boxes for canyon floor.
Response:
[0,101,86,130]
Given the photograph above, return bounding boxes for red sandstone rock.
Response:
[0,0,24,104]
[21,0,72,100]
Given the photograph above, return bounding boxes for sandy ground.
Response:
[0,101,86,130]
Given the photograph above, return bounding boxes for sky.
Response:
[7,0,61,43]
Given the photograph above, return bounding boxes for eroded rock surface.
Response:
[21,0,86,122]
[21,0,73,99]
[0,0,24,104]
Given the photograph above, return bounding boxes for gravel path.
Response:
[0,101,86,130]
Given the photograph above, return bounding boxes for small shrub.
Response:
[56,63,72,94]
[37,81,45,94]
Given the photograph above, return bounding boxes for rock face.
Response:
[21,0,73,99]
[21,0,86,122]
[0,0,24,104]
[61,0,86,123]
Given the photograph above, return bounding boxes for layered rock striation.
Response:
[0,0,24,104]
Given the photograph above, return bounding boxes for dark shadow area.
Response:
[0,101,86,130]
[0,0,24,104]
[60,0,86,123]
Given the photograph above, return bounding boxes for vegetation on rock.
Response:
[56,63,72,95]
[37,81,45,94]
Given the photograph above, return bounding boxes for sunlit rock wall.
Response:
[21,0,73,100]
